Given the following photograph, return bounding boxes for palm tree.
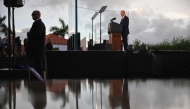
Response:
[49,18,68,38]
[0,15,8,36]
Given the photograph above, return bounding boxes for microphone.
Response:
[110,17,116,21]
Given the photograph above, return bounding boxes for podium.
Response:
[108,22,123,51]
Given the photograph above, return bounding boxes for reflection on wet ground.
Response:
[0,79,190,109]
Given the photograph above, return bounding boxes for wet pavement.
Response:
[0,79,190,109]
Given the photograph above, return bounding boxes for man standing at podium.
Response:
[120,10,129,51]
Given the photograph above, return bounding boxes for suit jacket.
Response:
[26,19,46,60]
[120,15,129,35]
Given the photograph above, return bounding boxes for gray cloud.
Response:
[85,7,190,44]
[82,7,154,40]
[10,0,189,45]
[75,0,190,44]
[129,10,151,34]
[78,0,135,10]
[83,22,92,31]
[151,15,180,36]
[16,28,30,44]
[23,0,69,16]
[81,7,152,43]
[145,15,190,43]
[175,19,184,25]
[27,0,69,8]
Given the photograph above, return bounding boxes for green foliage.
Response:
[147,39,171,51]
[133,39,141,50]
[0,15,8,36]
[133,36,190,51]
[53,47,59,51]
[49,18,68,38]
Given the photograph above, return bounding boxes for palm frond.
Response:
[49,26,60,32]
[0,15,6,25]
[0,16,8,36]
[49,18,69,38]
[64,25,68,34]
[52,31,59,36]
[1,26,8,36]
[59,18,66,28]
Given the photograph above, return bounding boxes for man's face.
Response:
[31,11,39,20]
[120,11,125,17]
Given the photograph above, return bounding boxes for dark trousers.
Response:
[122,33,128,51]
[34,60,44,79]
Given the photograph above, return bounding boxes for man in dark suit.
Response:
[120,10,129,51]
[26,10,46,79]
[45,38,53,50]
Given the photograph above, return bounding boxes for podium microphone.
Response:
[110,17,116,21]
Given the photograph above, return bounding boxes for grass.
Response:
[132,36,190,51]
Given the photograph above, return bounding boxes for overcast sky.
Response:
[0,0,190,44]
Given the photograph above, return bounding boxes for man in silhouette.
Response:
[24,38,27,54]
[45,38,53,50]
[26,10,46,79]
[15,36,21,56]
[120,10,129,51]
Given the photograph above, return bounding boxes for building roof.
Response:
[46,34,67,45]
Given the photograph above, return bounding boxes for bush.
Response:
[133,36,190,51]
[53,47,59,51]
[133,39,141,50]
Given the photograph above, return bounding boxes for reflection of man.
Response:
[26,10,46,78]
[109,79,130,109]
[121,79,130,109]
[120,10,129,51]
[28,81,47,109]
[68,80,81,98]
[0,81,8,109]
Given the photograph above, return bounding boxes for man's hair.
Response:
[33,10,41,16]
[121,10,125,14]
